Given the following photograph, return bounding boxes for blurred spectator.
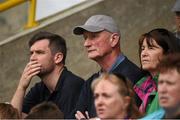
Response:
[172,0,180,46]
[25,102,64,119]
[134,28,180,114]
[11,31,84,118]
[141,53,180,119]
[73,14,144,119]
[90,73,142,119]
[0,103,20,119]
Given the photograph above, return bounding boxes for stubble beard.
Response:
[37,65,54,79]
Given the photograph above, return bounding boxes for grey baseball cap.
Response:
[73,15,120,35]
[172,0,180,12]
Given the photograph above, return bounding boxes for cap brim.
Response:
[73,25,104,35]
[172,7,178,12]
[172,0,180,12]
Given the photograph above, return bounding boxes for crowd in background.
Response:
[0,0,180,119]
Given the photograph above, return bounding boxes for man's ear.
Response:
[54,52,63,64]
[110,33,120,47]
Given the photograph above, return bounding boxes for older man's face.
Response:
[158,69,180,110]
[83,31,113,60]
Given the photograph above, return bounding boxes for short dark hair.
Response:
[25,102,64,119]
[29,31,67,64]
[157,53,180,74]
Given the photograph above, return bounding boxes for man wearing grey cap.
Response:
[72,15,144,119]
[172,0,180,46]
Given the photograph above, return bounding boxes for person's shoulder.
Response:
[122,56,140,68]
[31,81,44,89]
[59,68,84,92]
[140,108,165,120]
[86,72,99,83]
[63,68,84,80]
[77,72,99,89]
[123,56,145,74]
[116,56,145,83]
[26,81,45,94]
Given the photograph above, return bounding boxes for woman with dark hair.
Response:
[134,28,180,115]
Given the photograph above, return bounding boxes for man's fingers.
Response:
[29,71,40,78]
[24,61,41,73]
[27,61,38,66]
[27,63,41,71]
[27,66,41,76]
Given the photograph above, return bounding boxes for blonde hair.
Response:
[91,73,142,119]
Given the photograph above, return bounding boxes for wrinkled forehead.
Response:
[95,80,119,93]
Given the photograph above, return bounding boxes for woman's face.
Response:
[140,38,164,74]
[94,80,129,119]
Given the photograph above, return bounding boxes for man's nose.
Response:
[158,84,167,93]
[84,39,91,47]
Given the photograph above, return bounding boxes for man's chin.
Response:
[88,55,102,61]
[88,55,96,59]
[160,104,171,110]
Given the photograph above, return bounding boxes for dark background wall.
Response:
[0,0,176,102]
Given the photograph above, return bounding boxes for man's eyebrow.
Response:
[30,49,45,53]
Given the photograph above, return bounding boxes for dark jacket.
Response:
[71,56,145,118]
[22,67,84,118]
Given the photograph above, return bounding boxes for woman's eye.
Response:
[148,46,154,49]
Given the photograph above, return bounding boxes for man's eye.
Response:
[29,52,33,56]
[36,51,45,54]
[102,93,111,98]
[141,47,145,51]
[94,94,99,99]
[92,34,96,38]
[167,81,175,85]
[36,51,42,54]
[158,80,163,84]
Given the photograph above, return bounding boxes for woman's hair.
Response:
[139,28,180,66]
[139,28,180,54]
[0,103,20,119]
[91,72,142,119]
